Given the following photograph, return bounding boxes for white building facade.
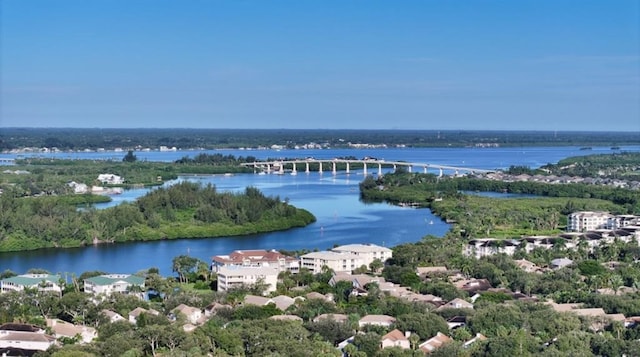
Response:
[568,211,613,232]
[216,266,279,293]
[0,274,62,294]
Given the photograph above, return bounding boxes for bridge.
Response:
[240,159,493,177]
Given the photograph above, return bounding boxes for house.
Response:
[463,239,520,259]
[212,249,300,273]
[416,266,448,277]
[172,304,203,325]
[216,266,279,293]
[313,313,349,323]
[97,173,124,185]
[305,292,334,303]
[204,303,232,317]
[46,318,97,344]
[270,295,301,311]
[358,315,396,328]
[101,309,126,323]
[0,274,62,295]
[452,278,493,295]
[446,316,467,329]
[419,332,452,354]
[68,181,89,194]
[380,329,411,349]
[514,259,543,273]
[84,274,145,296]
[463,333,487,348]
[0,330,56,354]
[269,315,303,322]
[550,258,574,269]
[437,298,474,310]
[128,307,160,324]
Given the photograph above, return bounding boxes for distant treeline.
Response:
[1,128,637,151]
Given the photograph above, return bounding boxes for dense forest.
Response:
[0,181,315,252]
[1,128,637,151]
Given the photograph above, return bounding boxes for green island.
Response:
[0,152,316,252]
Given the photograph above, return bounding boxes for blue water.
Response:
[1,145,639,276]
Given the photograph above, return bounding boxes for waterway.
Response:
[1,145,638,276]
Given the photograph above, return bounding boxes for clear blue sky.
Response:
[1,0,639,131]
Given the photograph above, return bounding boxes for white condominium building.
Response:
[568,211,613,232]
[300,243,393,274]
[216,266,279,293]
[300,251,365,274]
[331,243,393,264]
[212,249,299,273]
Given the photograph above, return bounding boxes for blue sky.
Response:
[1,1,639,131]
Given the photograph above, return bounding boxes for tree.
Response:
[123,150,138,163]
[171,255,200,284]
[369,259,384,273]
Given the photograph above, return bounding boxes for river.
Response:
[1,145,638,276]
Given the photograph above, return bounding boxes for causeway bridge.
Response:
[241,159,493,177]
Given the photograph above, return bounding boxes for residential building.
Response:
[46,319,97,344]
[97,173,124,185]
[550,258,574,270]
[83,274,145,296]
[313,313,349,323]
[463,239,520,259]
[380,329,411,350]
[128,307,160,324]
[172,304,203,325]
[212,249,300,273]
[358,315,396,328]
[269,315,303,322]
[300,251,364,274]
[568,211,612,232]
[437,298,474,310]
[300,243,393,274]
[0,330,56,354]
[216,266,279,293]
[331,243,393,267]
[463,333,487,348]
[101,310,126,323]
[419,332,452,354]
[0,274,62,295]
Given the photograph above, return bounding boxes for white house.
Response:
[380,329,411,349]
[0,330,56,353]
[128,307,160,324]
[172,304,203,325]
[84,274,145,296]
[358,314,396,328]
[97,174,124,185]
[0,274,62,295]
[216,266,279,294]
